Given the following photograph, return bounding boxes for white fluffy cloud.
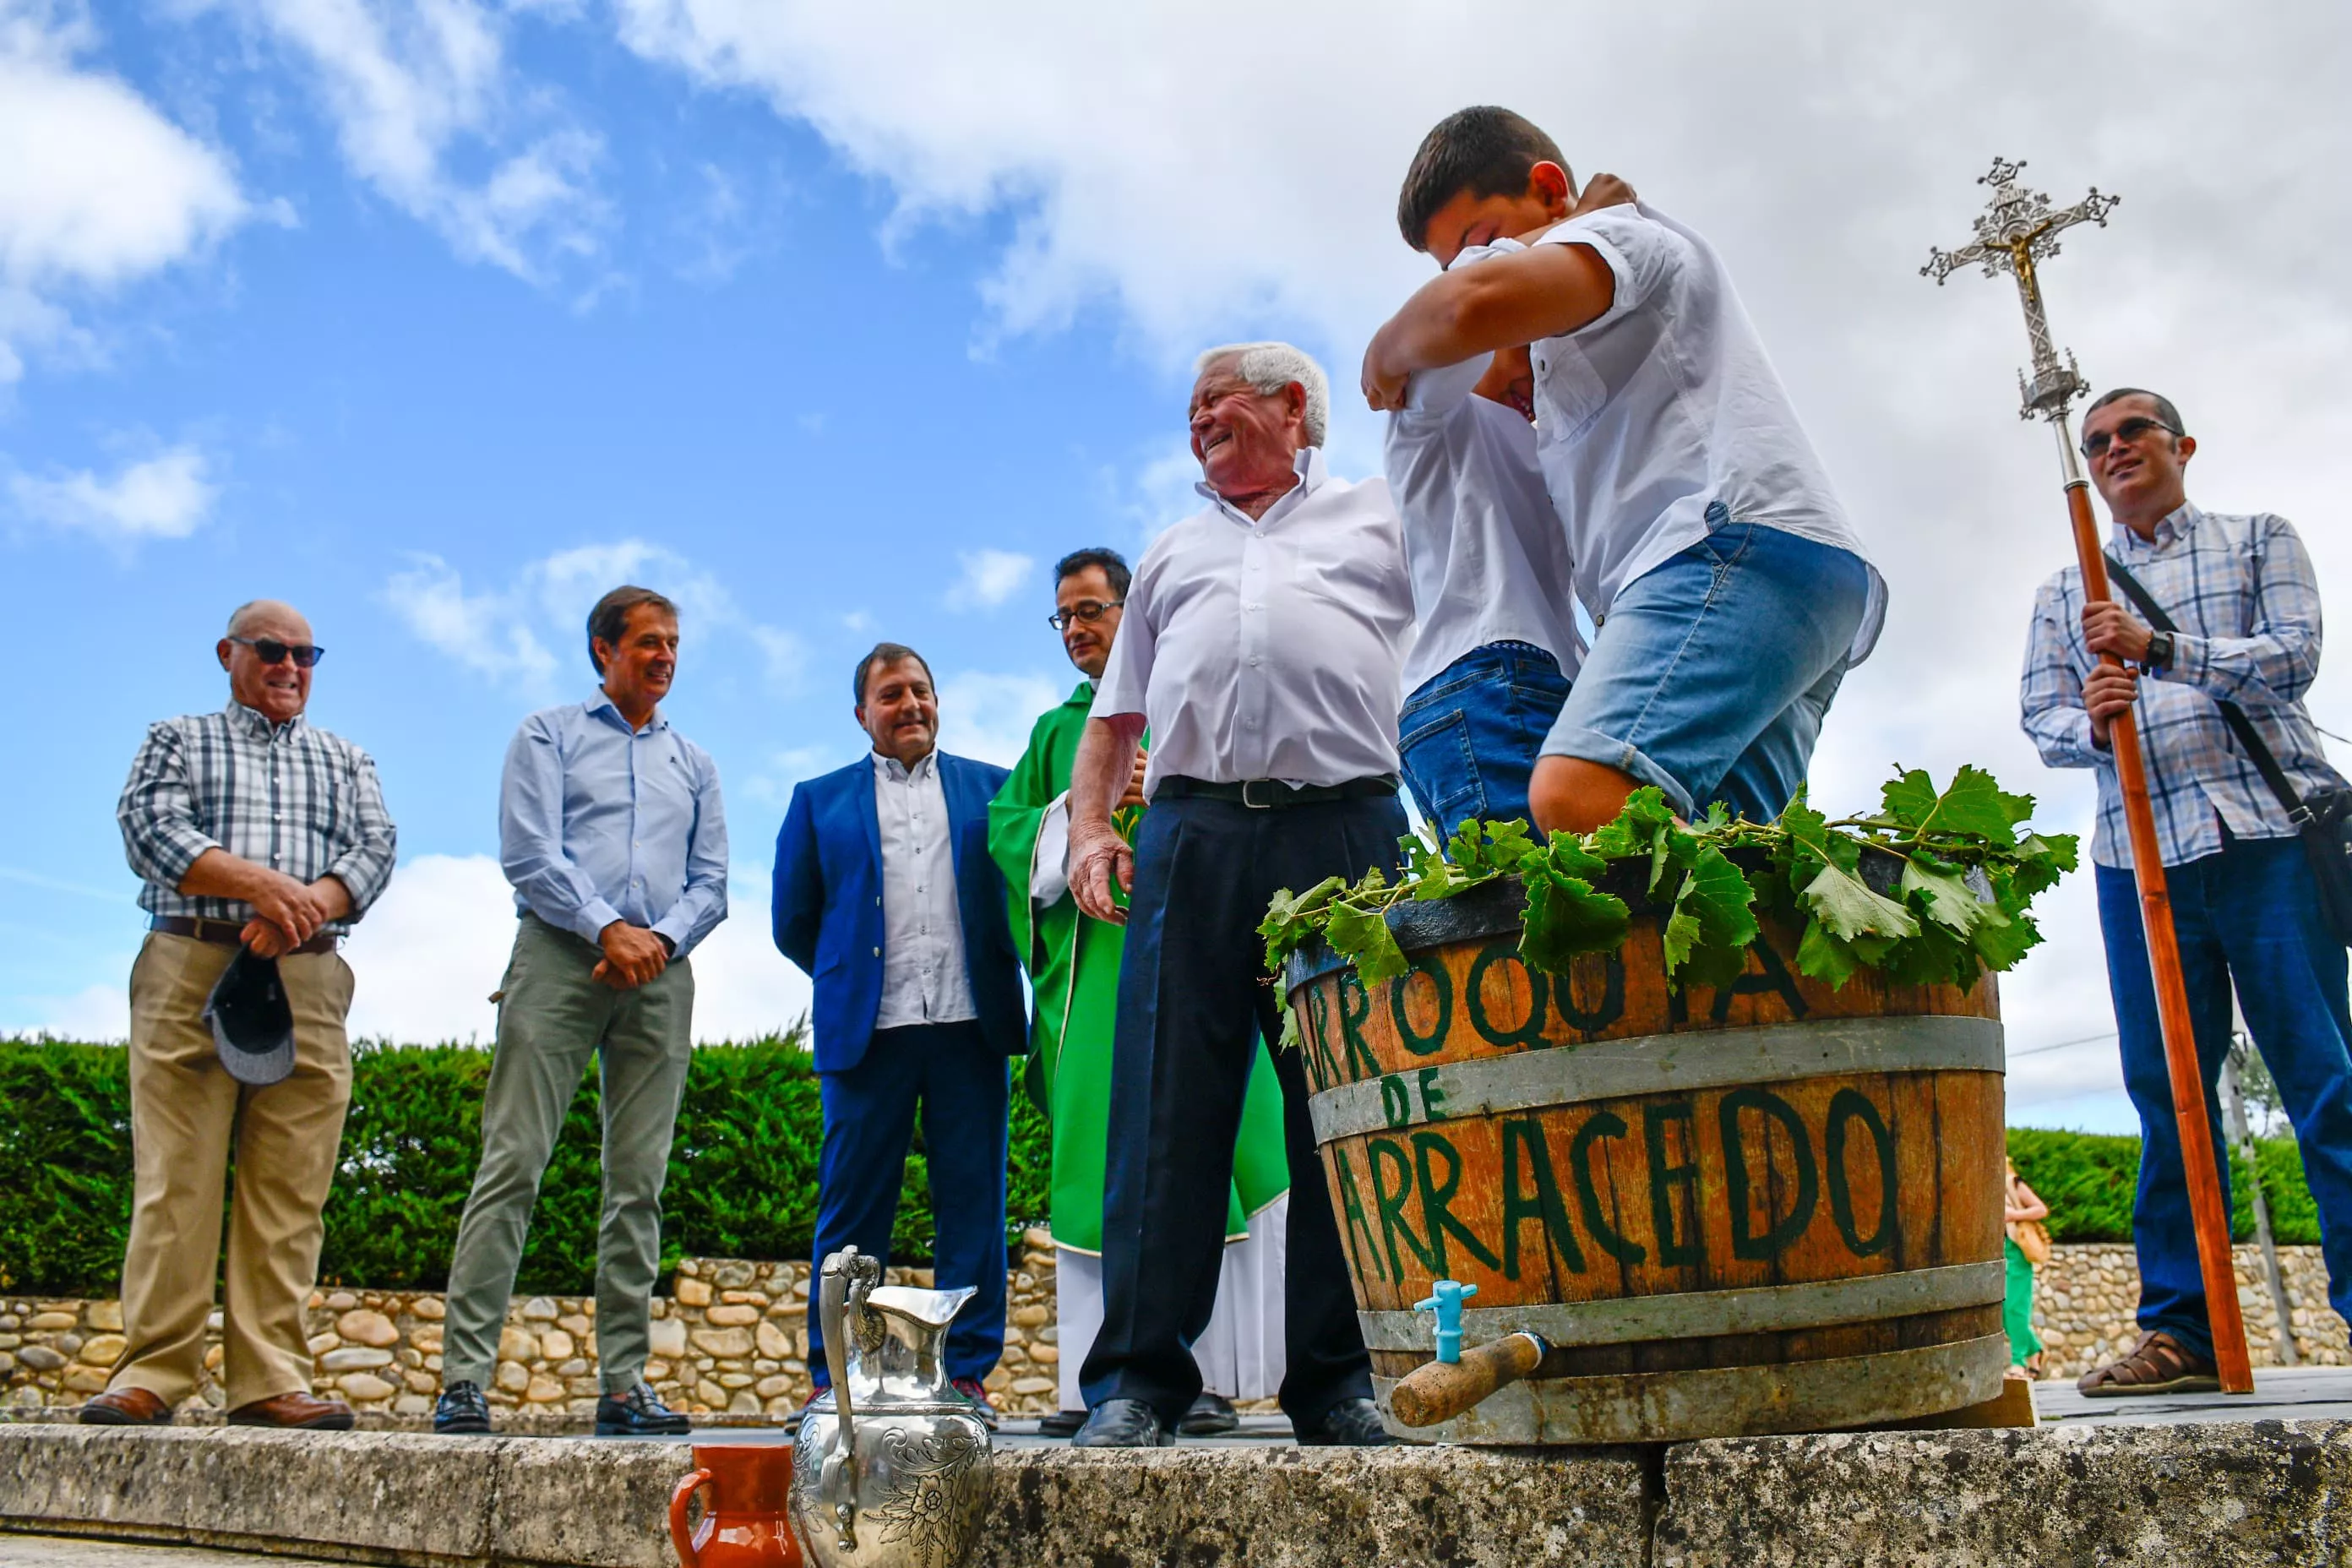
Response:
[937,668,1067,768]
[945,547,1035,612]
[381,552,564,693]
[341,852,809,1044]
[213,0,604,282]
[602,0,2352,1124]
[9,443,219,541]
[0,0,248,377]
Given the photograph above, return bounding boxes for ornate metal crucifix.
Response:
[1925,158,2255,1395]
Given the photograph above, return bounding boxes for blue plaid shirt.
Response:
[2021,502,2343,869]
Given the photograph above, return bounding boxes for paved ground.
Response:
[0,1538,347,1566]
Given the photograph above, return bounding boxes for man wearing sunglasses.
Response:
[2022,387,2352,1398]
[87,601,397,1430]
[988,548,1293,1438]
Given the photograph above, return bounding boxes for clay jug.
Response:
[669,1443,803,1568]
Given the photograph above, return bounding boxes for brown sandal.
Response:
[2076,1330,2221,1397]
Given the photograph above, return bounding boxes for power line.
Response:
[2008,1028,2118,1059]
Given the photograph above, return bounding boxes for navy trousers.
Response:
[2096,832,2352,1357]
[1079,788,1408,1432]
[805,1021,1009,1386]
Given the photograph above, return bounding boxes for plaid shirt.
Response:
[2021,502,2343,869]
[117,700,399,931]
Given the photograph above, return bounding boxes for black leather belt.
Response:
[152,916,339,956]
[1156,775,1400,809]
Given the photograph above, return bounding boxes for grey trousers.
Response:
[441,914,694,1394]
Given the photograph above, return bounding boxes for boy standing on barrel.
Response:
[1363,106,1885,832]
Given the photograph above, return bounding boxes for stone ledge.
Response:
[1654,1418,2352,1567]
[0,1426,1650,1568]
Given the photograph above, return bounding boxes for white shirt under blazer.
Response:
[869,749,977,1029]
[1530,202,1886,663]
[1386,243,1587,694]
[1092,447,1415,797]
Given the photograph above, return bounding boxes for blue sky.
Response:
[7,0,2349,1137]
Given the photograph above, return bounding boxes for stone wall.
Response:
[2025,1243,2346,1377]
[9,1237,2341,1419]
[0,1228,1063,1427]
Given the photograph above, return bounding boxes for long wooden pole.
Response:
[2056,422,2254,1393]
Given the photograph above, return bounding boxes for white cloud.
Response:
[342,852,808,1044]
[380,552,563,693]
[945,547,1034,611]
[601,0,2352,1135]
[9,443,218,541]
[0,0,248,377]
[215,0,604,282]
[936,668,1064,768]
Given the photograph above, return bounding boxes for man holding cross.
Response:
[2021,387,2352,1395]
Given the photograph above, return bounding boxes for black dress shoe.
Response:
[1035,1408,1088,1438]
[1071,1397,1173,1447]
[1178,1391,1239,1436]
[1296,1396,1392,1446]
[594,1380,692,1437]
[433,1380,492,1435]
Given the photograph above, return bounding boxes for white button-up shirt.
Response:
[871,749,976,1029]
[1530,203,1884,663]
[1092,447,1415,796]
[1387,246,1587,692]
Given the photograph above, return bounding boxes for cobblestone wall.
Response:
[0,1228,1063,1426]
[10,1239,2342,1419]
[2025,1244,2347,1377]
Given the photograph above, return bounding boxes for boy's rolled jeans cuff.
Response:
[1539,726,1695,819]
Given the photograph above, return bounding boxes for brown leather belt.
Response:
[152,916,339,956]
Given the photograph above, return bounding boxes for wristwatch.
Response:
[2144,630,2175,672]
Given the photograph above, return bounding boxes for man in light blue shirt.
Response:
[436,585,727,1438]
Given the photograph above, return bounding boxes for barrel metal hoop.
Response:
[1372,1332,2010,1446]
[1308,1014,2004,1143]
[1354,1260,2004,1352]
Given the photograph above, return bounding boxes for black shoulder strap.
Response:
[2102,551,2308,821]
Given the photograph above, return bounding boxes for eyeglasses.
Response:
[229,637,325,668]
[1048,600,1124,632]
[2081,416,2181,461]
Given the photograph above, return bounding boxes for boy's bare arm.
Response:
[1361,243,1618,411]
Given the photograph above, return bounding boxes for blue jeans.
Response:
[1398,642,1571,832]
[2095,833,2352,1358]
[1542,509,1870,820]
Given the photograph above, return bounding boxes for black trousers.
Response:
[1077,788,1407,1430]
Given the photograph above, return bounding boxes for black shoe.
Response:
[433,1380,492,1435]
[1178,1391,1239,1436]
[1071,1396,1173,1448]
[1035,1408,1088,1438]
[594,1380,692,1437]
[1296,1396,1392,1446]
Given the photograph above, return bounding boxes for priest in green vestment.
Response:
[989,547,1292,1437]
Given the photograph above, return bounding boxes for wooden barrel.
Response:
[1282,862,2007,1445]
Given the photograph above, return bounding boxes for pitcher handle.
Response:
[667,1467,713,1567]
[817,1248,868,1551]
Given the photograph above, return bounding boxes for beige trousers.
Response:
[110,932,355,1411]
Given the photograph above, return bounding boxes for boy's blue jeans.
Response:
[2095,832,2352,1358]
[1396,641,1571,834]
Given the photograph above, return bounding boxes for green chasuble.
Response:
[987,679,1291,1255]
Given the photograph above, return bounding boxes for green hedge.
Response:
[0,1035,1049,1298]
[2007,1125,2320,1246]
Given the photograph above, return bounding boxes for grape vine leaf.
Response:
[1799,861,1920,945]
[1900,858,2002,937]
[1521,833,1631,974]
[1881,765,2029,847]
[1326,900,1408,985]
[1277,1004,1304,1054]
[1259,874,1346,967]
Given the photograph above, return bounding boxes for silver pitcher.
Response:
[789,1247,992,1568]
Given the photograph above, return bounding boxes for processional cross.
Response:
[1925,159,2254,1394]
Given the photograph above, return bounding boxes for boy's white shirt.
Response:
[1386,238,1588,694]
[1527,202,1886,663]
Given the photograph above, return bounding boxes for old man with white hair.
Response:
[1065,342,1414,1447]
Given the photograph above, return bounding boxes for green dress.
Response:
[986,679,1290,1255]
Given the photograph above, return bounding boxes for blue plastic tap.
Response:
[1412,1279,1478,1364]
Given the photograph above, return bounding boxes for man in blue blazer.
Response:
[773,641,1026,1423]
